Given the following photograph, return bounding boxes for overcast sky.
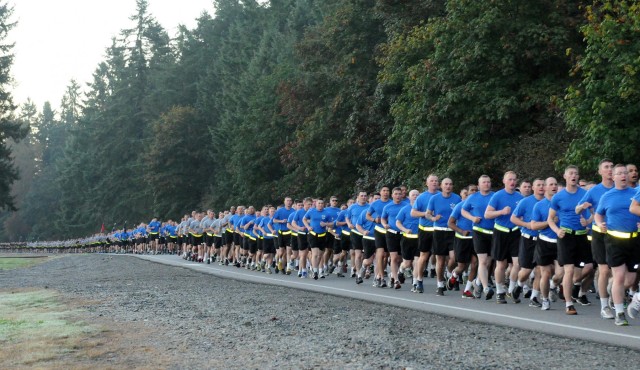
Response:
[9,0,214,112]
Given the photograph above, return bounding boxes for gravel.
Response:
[1,254,639,369]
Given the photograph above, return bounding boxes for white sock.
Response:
[600,297,609,310]
[508,280,516,293]
[531,289,539,299]
[614,303,625,314]
[465,281,473,292]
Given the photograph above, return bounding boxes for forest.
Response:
[1,0,639,241]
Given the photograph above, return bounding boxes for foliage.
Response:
[563,0,640,175]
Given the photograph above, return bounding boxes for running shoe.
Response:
[627,294,640,319]
[405,268,413,280]
[571,284,580,302]
[398,272,405,284]
[473,281,483,299]
[336,272,345,278]
[529,297,542,308]
[429,268,436,278]
[266,267,273,274]
[576,295,591,306]
[523,287,532,299]
[615,312,629,326]
[394,281,401,290]
[351,268,356,278]
[541,299,550,311]
[313,271,319,280]
[549,287,558,302]
[496,293,507,304]
[416,281,424,293]
[380,279,388,288]
[446,276,457,291]
[328,265,336,274]
[355,276,363,284]
[373,278,380,288]
[462,290,474,299]
[600,306,615,320]
[565,305,577,315]
[436,287,445,296]
[512,285,523,303]
[484,287,494,300]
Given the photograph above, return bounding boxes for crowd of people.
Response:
[20,161,640,327]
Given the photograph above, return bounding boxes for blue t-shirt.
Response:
[254,216,264,237]
[287,212,297,233]
[550,188,588,230]
[532,198,557,239]
[512,195,541,236]
[487,189,523,229]
[462,191,495,230]
[324,206,340,229]
[427,193,462,228]
[381,202,406,232]
[396,205,419,234]
[368,199,392,227]
[292,208,309,234]
[347,203,369,230]
[167,224,177,237]
[273,207,295,232]
[304,207,329,234]
[412,190,440,227]
[579,183,614,227]
[260,217,275,238]
[335,209,348,235]
[596,187,639,232]
[240,214,256,237]
[450,202,472,233]
[148,220,161,233]
[357,210,375,235]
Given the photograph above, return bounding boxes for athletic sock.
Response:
[550,280,557,290]
[517,280,524,288]
[614,303,625,315]
[465,281,473,292]
[508,280,516,293]
[600,297,609,310]
[531,289,539,299]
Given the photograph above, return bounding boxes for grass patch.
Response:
[0,257,48,270]
[0,289,100,368]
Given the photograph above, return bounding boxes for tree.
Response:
[381,0,583,186]
[0,2,26,211]
[563,0,640,174]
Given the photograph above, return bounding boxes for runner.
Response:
[462,175,495,299]
[510,178,545,307]
[426,178,462,296]
[484,171,523,304]
[411,174,440,293]
[381,187,406,289]
[366,186,392,287]
[595,164,640,325]
[576,159,615,318]
[448,184,478,298]
[396,189,420,290]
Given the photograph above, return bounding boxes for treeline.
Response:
[1,0,639,241]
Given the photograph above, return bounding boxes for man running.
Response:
[411,175,440,293]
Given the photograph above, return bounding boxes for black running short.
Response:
[418,228,434,254]
[247,238,257,254]
[363,237,376,260]
[297,233,309,251]
[535,238,557,266]
[340,233,351,252]
[385,231,402,253]
[263,238,276,254]
[350,232,363,251]
[308,233,326,251]
[591,230,607,265]
[518,235,537,269]
[604,234,640,272]
[291,233,299,251]
[472,231,492,255]
[557,233,592,267]
[374,229,388,251]
[278,231,291,249]
[214,236,223,249]
[401,236,418,261]
[454,236,474,264]
[433,230,454,256]
[491,228,520,262]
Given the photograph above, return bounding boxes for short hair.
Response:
[391,187,402,193]
[565,165,579,173]
[599,158,613,166]
[303,197,313,203]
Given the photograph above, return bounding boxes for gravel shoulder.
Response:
[1,255,639,369]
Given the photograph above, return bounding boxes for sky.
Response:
[9,0,215,112]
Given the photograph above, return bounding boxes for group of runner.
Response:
[23,161,640,327]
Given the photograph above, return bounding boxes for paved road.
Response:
[130,254,640,350]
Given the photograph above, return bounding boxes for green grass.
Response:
[0,257,47,270]
[0,289,100,366]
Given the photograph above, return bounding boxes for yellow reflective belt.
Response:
[374,226,387,234]
[607,230,638,239]
[226,228,233,233]
[473,226,493,235]
[418,225,434,232]
[149,232,159,235]
[266,233,275,237]
[363,235,375,240]
[539,234,557,243]
[279,230,291,235]
[455,232,472,239]
[560,227,588,235]
[342,230,351,236]
[206,232,213,236]
[592,225,603,233]
[434,227,453,232]
[310,231,326,237]
[403,233,418,239]
[494,224,518,233]
[351,229,362,236]
[192,234,202,238]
